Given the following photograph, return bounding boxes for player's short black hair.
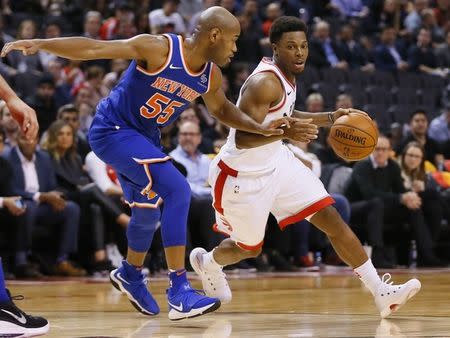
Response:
[269,16,307,44]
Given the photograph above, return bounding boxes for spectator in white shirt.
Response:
[85,151,124,197]
[170,121,222,250]
[149,0,187,35]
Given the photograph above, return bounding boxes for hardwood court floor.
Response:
[5,268,450,337]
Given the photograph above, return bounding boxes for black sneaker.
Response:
[91,259,115,275]
[0,289,49,337]
[15,264,43,279]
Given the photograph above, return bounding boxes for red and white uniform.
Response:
[209,58,334,250]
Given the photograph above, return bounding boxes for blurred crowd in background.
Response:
[0,0,449,279]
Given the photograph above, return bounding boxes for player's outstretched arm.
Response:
[294,108,368,127]
[0,74,38,141]
[202,66,287,137]
[1,34,163,61]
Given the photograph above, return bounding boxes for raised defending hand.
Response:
[1,40,39,57]
[284,118,318,142]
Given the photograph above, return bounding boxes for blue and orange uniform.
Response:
[89,33,220,319]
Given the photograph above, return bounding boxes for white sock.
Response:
[354,259,382,295]
[202,249,223,271]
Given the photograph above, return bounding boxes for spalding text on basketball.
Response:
[335,129,367,145]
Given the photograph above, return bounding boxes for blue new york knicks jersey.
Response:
[96,33,213,145]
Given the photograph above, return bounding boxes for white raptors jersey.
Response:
[219,57,297,172]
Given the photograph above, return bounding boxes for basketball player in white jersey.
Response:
[190,16,421,318]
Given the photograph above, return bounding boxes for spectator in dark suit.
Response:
[25,75,58,134]
[345,135,445,267]
[8,132,85,277]
[408,28,447,77]
[308,21,348,70]
[0,156,36,278]
[337,24,374,72]
[396,110,443,167]
[373,26,408,72]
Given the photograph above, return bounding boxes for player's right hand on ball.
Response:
[1,40,39,57]
[284,118,318,142]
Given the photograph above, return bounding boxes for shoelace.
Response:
[379,273,402,296]
[381,273,393,285]
[11,295,24,301]
[6,289,24,302]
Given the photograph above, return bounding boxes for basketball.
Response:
[328,112,378,161]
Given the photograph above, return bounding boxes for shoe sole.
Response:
[109,270,158,316]
[168,300,221,321]
[0,321,49,337]
[381,279,422,318]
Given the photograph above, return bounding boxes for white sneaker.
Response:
[106,243,124,268]
[190,247,232,304]
[375,273,421,318]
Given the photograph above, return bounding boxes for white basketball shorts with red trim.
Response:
[209,145,334,250]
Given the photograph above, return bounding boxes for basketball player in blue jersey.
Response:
[1,6,293,320]
[0,74,49,336]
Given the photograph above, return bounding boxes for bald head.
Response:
[193,6,240,66]
[197,6,240,33]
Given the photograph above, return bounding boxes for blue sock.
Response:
[169,269,188,293]
[123,260,143,281]
[0,259,9,302]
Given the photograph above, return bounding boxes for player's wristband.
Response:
[328,112,334,124]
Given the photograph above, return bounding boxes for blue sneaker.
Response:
[110,261,160,315]
[167,281,221,320]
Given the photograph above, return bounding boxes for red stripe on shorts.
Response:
[213,160,238,215]
[279,196,335,230]
[212,223,264,251]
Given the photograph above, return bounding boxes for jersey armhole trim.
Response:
[255,70,287,113]
[178,35,208,76]
[135,34,173,76]
[205,63,215,94]
[261,57,296,90]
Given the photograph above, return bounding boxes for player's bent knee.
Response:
[127,208,160,252]
[238,245,262,258]
[127,222,156,252]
